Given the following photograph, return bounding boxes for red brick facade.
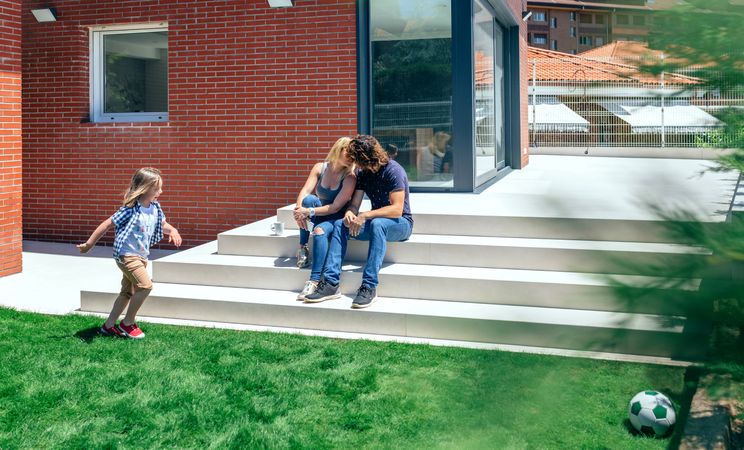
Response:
[22,0,358,246]
[0,0,22,277]
[19,0,529,250]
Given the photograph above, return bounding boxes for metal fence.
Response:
[529,56,742,148]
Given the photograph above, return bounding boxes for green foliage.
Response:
[373,39,452,104]
[0,308,685,449]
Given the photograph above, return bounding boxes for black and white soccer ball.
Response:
[628,390,676,437]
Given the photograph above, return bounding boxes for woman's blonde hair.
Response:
[324,136,355,175]
[123,167,162,207]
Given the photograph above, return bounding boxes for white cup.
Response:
[270,221,284,236]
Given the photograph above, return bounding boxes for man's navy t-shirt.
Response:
[356,160,413,224]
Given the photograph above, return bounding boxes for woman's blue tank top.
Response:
[315,162,345,205]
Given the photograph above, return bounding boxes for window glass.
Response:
[91,26,168,122]
[550,40,558,50]
[570,27,576,37]
[532,34,547,45]
[633,15,645,25]
[579,13,592,24]
[595,15,606,25]
[616,14,629,25]
[474,0,504,177]
[371,0,453,187]
[532,12,546,21]
[103,32,168,114]
[550,17,558,28]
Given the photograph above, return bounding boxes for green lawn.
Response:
[0,307,690,449]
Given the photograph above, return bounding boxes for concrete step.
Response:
[220,217,708,275]
[276,205,686,243]
[152,242,699,315]
[79,282,706,359]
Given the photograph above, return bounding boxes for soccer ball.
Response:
[628,390,676,437]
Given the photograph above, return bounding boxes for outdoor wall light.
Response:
[31,7,57,22]
[521,10,532,21]
[268,0,293,7]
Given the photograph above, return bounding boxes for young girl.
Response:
[78,167,182,339]
[293,137,356,300]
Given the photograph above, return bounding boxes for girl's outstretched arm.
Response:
[77,218,113,253]
[163,221,182,247]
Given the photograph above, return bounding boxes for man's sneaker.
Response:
[303,279,340,303]
[296,245,310,268]
[297,280,318,301]
[100,323,125,337]
[117,322,145,339]
[351,285,377,309]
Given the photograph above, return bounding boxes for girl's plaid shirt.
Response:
[111,201,165,260]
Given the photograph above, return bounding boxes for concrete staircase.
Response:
[80,201,711,362]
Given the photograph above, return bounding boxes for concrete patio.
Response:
[2,155,740,365]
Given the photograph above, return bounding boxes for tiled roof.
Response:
[526,46,699,85]
[579,41,660,59]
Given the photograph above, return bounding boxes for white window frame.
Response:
[89,23,168,123]
[531,12,546,22]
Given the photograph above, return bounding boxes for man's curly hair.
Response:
[348,134,389,171]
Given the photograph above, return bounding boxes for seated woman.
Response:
[416,131,453,181]
[293,137,357,300]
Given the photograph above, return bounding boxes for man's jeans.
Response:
[321,217,413,288]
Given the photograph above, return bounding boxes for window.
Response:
[550,40,558,50]
[579,13,592,24]
[595,15,606,25]
[570,27,576,37]
[633,15,645,25]
[616,14,629,25]
[579,36,592,46]
[531,11,546,21]
[550,17,558,28]
[570,49,577,55]
[595,37,604,46]
[370,0,453,186]
[90,24,168,123]
[532,34,547,45]
[570,12,576,21]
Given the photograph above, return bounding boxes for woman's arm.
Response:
[293,163,322,229]
[295,163,322,207]
[307,173,357,217]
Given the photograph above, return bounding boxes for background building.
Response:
[526,0,654,54]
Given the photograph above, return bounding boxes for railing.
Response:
[529,55,742,148]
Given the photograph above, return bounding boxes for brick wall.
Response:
[22,0,358,247]
[22,0,529,248]
[0,0,22,277]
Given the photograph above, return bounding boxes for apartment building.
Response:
[526,0,652,54]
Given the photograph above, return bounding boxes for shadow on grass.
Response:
[74,326,104,343]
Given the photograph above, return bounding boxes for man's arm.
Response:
[347,190,405,237]
[359,190,404,220]
[343,189,365,226]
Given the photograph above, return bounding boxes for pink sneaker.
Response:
[117,322,145,339]
[100,323,125,337]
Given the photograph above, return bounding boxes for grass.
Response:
[0,307,691,449]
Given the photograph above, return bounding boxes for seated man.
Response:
[303,134,413,308]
